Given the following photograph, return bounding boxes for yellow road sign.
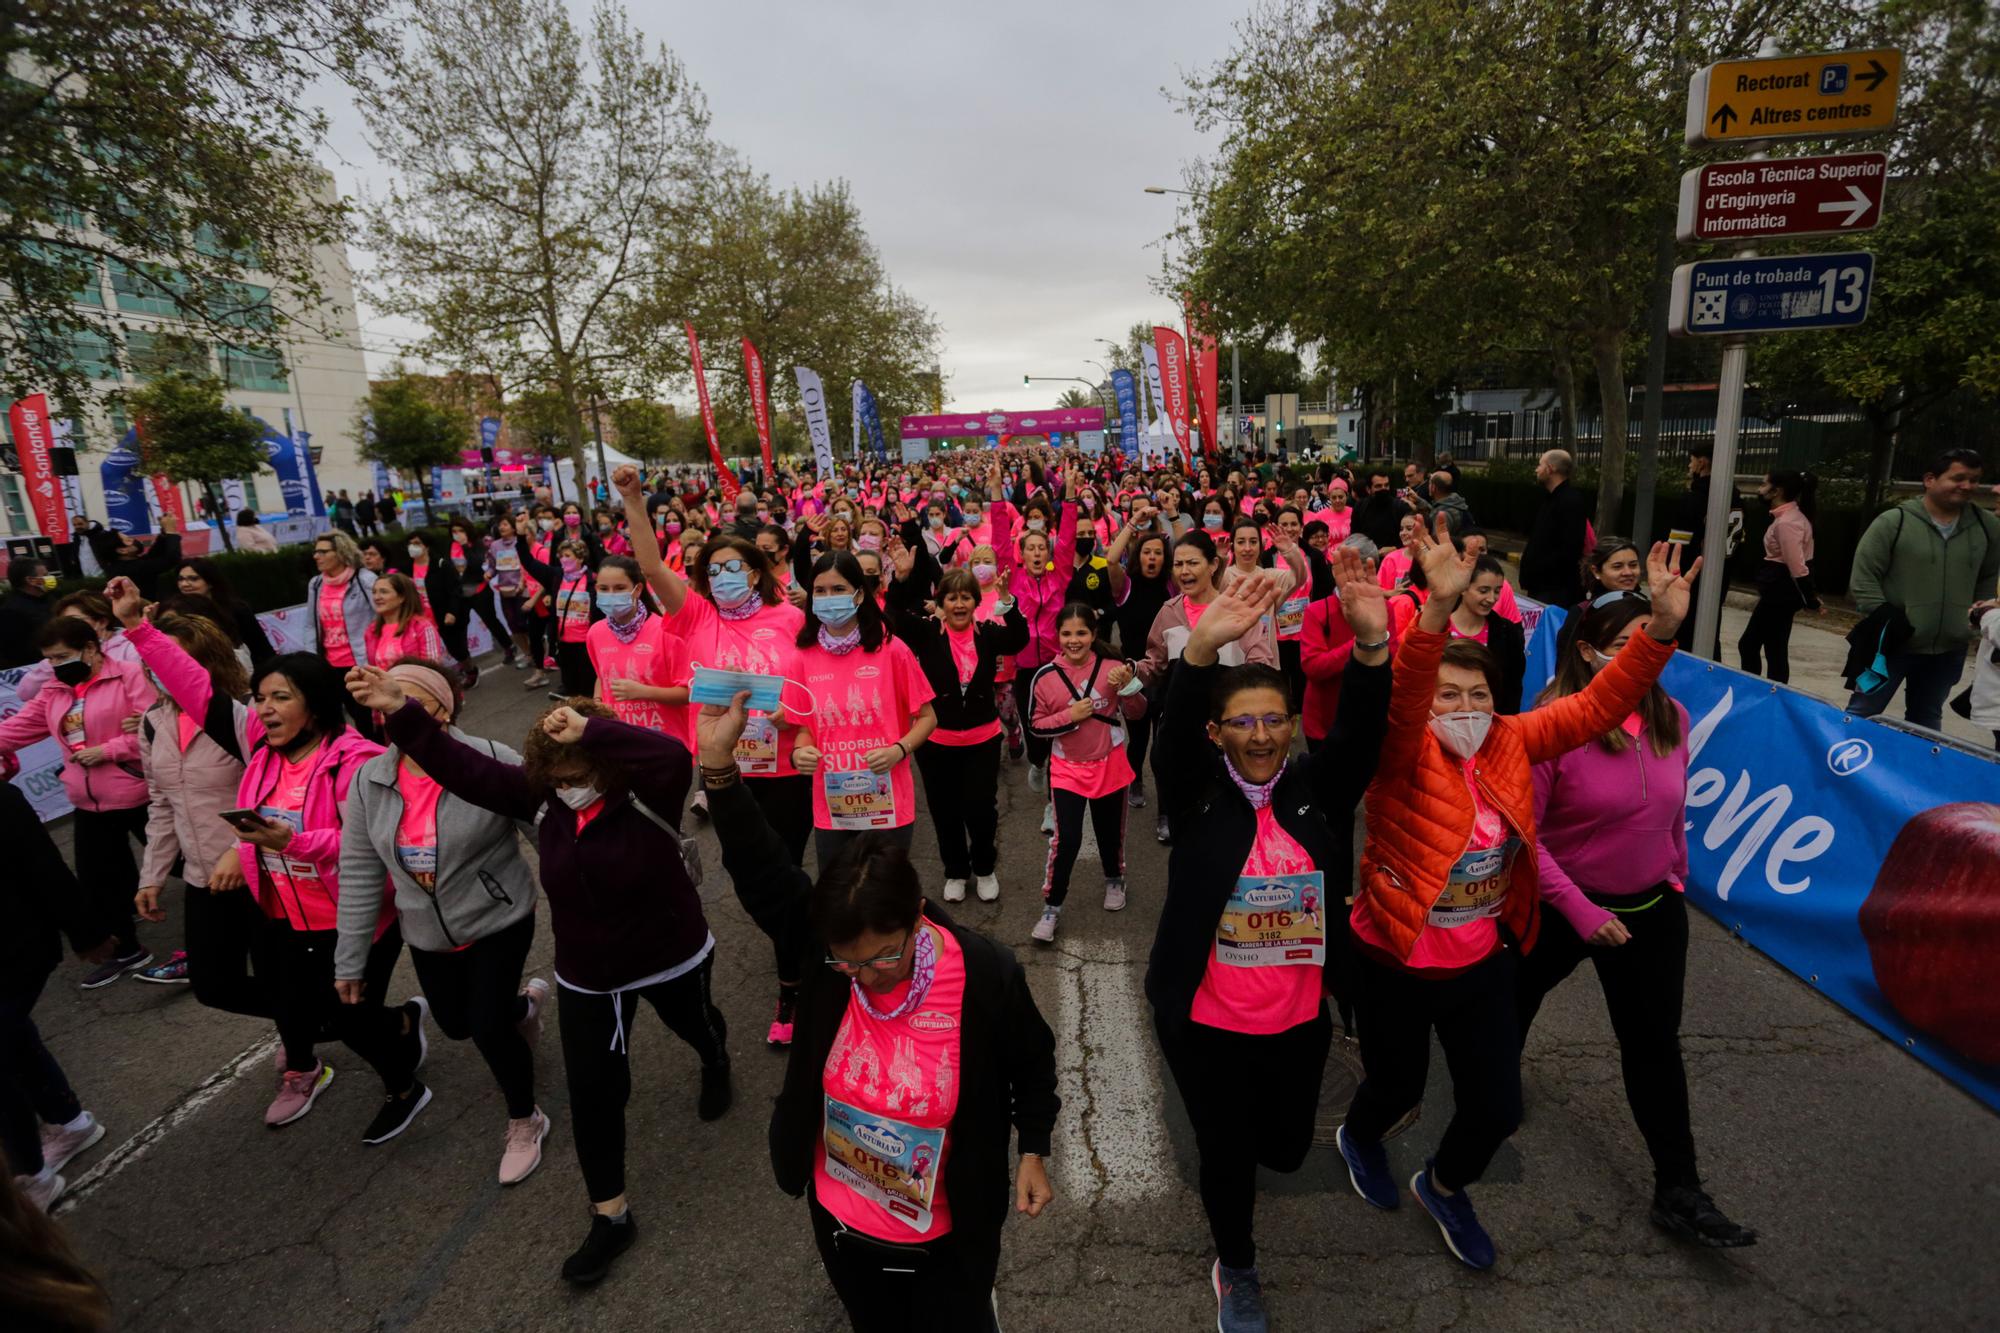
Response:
[1686,48,1900,146]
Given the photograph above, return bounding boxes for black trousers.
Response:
[808,1190,1000,1333]
[1043,786,1125,908]
[524,612,549,668]
[0,967,80,1177]
[554,639,596,697]
[914,737,1001,881]
[439,613,474,674]
[1278,639,1306,713]
[747,775,811,989]
[1344,947,1522,1192]
[1010,671,1052,768]
[1515,890,1698,1190]
[71,803,148,956]
[557,951,728,1203]
[408,914,537,1119]
[1155,1007,1332,1269]
[185,883,272,1020]
[1125,697,1155,785]
[263,920,413,1087]
[1738,563,1804,683]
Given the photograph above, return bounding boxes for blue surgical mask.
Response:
[814,594,860,628]
[710,568,754,607]
[597,591,636,618]
[1202,513,1225,530]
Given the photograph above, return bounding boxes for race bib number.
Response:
[1428,838,1519,929]
[824,767,895,829]
[735,715,779,776]
[494,550,521,573]
[396,842,438,891]
[1216,871,1325,967]
[1276,592,1308,640]
[61,704,87,750]
[257,805,321,886]
[822,1095,944,1233]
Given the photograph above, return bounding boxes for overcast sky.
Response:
[316,0,1243,413]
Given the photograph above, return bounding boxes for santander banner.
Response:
[898,407,1105,441]
[1152,326,1194,469]
[7,394,69,543]
[684,322,739,501]
[743,338,774,477]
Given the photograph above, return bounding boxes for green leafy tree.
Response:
[0,0,388,413]
[125,366,267,551]
[356,368,472,525]
[361,0,714,483]
[608,398,675,466]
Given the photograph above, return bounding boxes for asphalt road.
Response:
[32,607,2000,1332]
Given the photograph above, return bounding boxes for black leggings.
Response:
[914,737,1001,881]
[747,775,811,989]
[408,914,537,1119]
[557,951,728,1203]
[1124,696,1155,785]
[1516,889,1698,1190]
[808,1190,1000,1333]
[554,639,596,697]
[1278,639,1306,713]
[1738,564,1804,683]
[524,612,549,668]
[185,884,272,1020]
[1042,786,1126,908]
[71,804,148,956]
[1155,1008,1331,1269]
[1344,946,1522,1192]
[263,920,414,1088]
[1010,670,1053,768]
[439,612,474,674]
[0,967,79,1177]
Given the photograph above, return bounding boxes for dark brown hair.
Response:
[1439,639,1501,694]
[811,836,924,946]
[155,611,250,701]
[0,1172,110,1331]
[1536,598,1681,757]
[521,697,625,790]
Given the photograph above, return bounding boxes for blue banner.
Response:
[479,416,502,458]
[853,381,889,463]
[259,423,314,517]
[100,429,150,535]
[1112,368,1140,464]
[1672,252,1875,336]
[1524,604,2000,1111]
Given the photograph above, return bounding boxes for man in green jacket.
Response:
[1847,448,1999,730]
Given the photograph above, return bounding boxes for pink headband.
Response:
[388,662,456,715]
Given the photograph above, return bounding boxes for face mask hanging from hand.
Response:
[1427,710,1493,760]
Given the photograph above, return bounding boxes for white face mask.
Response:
[1428,710,1493,760]
[1591,648,1617,670]
[555,784,601,811]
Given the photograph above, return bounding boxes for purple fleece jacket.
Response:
[1530,701,1691,938]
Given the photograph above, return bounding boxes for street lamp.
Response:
[1142,186,1196,196]
[1141,185,1242,454]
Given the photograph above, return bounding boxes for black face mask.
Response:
[53,658,92,687]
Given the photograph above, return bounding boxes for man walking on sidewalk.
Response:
[1520,449,1591,606]
[1847,448,1999,730]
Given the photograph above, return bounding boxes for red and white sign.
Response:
[684,323,739,502]
[7,394,69,543]
[742,337,774,478]
[1151,326,1194,470]
[1676,151,1887,243]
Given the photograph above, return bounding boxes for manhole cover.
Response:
[1313,1034,1421,1147]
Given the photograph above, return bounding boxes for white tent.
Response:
[550,441,645,504]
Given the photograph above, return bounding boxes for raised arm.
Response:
[616,464,690,613]
[363,676,544,821]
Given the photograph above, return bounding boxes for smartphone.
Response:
[218,808,267,830]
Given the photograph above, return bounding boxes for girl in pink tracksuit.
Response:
[0,616,159,978]
[1027,603,1146,942]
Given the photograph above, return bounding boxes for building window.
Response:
[221,343,287,392]
[210,281,275,333]
[20,241,105,307]
[127,330,210,380]
[109,261,188,317]
[0,474,27,532]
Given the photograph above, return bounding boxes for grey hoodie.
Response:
[334,728,538,979]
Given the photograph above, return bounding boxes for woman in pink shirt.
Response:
[1736,469,1820,684]
[364,573,446,671]
[1027,605,1145,941]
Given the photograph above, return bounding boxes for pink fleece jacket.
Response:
[0,655,156,811]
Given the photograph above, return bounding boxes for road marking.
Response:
[53,1033,278,1216]
[1052,937,1174,1204]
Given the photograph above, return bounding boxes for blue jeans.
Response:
[1845,649,1966,732]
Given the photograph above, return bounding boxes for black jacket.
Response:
[885,563,1028,733]
[1667,473,1711,551]
[1352,493,1410,551]
[711,779,1059,1263]
[0,590,53,668]
[1486,613,1527,715]
[1,781,103,979]
[418,558,467,628]
[1520,481,1590,605]
[1145,656,1391,1032]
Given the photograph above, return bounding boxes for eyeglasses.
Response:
[707,559,747,577]
[824,933,910,974]
[1591,589,1649,609]
[1219,714,1292,735]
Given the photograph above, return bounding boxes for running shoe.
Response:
[361,1081,433,1145]
[1336,1124,1399,1210]
[562,1209,637,1285]
[1031,907,1059,944]
[508,655,527,670]
[266,1062,335,1127]
[39,1112,104,1175]
[523,672,549,689]
[1411,1161,1496,1269]
[499,1108,549,1185]
[767,987,797,1048]
[1127,780,1147,809]
[518,977,550,1047]
[17,1168,65,1213]
[80,948,152,989]
[697,1061,733,1121]
[942,877,967,903]
[1103,877,1127,912]
[1651,1185,1758,1247]
[975,873,1000,902]
[1212,1259,1269,1333]
[135,951,189,984]
[1028,763,1046,793]
[1041,802,1055,836]
[404,996,431,1073]
[1155,814,1172,845]
[462,665,481,690]
[1007,739,1025,761]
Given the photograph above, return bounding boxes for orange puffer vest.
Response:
[1358,626,1676,962]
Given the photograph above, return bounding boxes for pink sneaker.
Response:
[266,1062,335,1127]
[499,1108,549,1185]
[39,1112,104,1174]
[17,1169,65,1212]
[766,1018,795,1047]
[518,978,550,1047]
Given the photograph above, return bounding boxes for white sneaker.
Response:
[17,1168,65,1212]
[38,1112,104,1174]
[1028,764,1046,793]
[1103,877,1127,912]
[1040,802,1055,836]
[1030,908,1059,943]
[942,878,967,903]
[975,874,1000,902]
